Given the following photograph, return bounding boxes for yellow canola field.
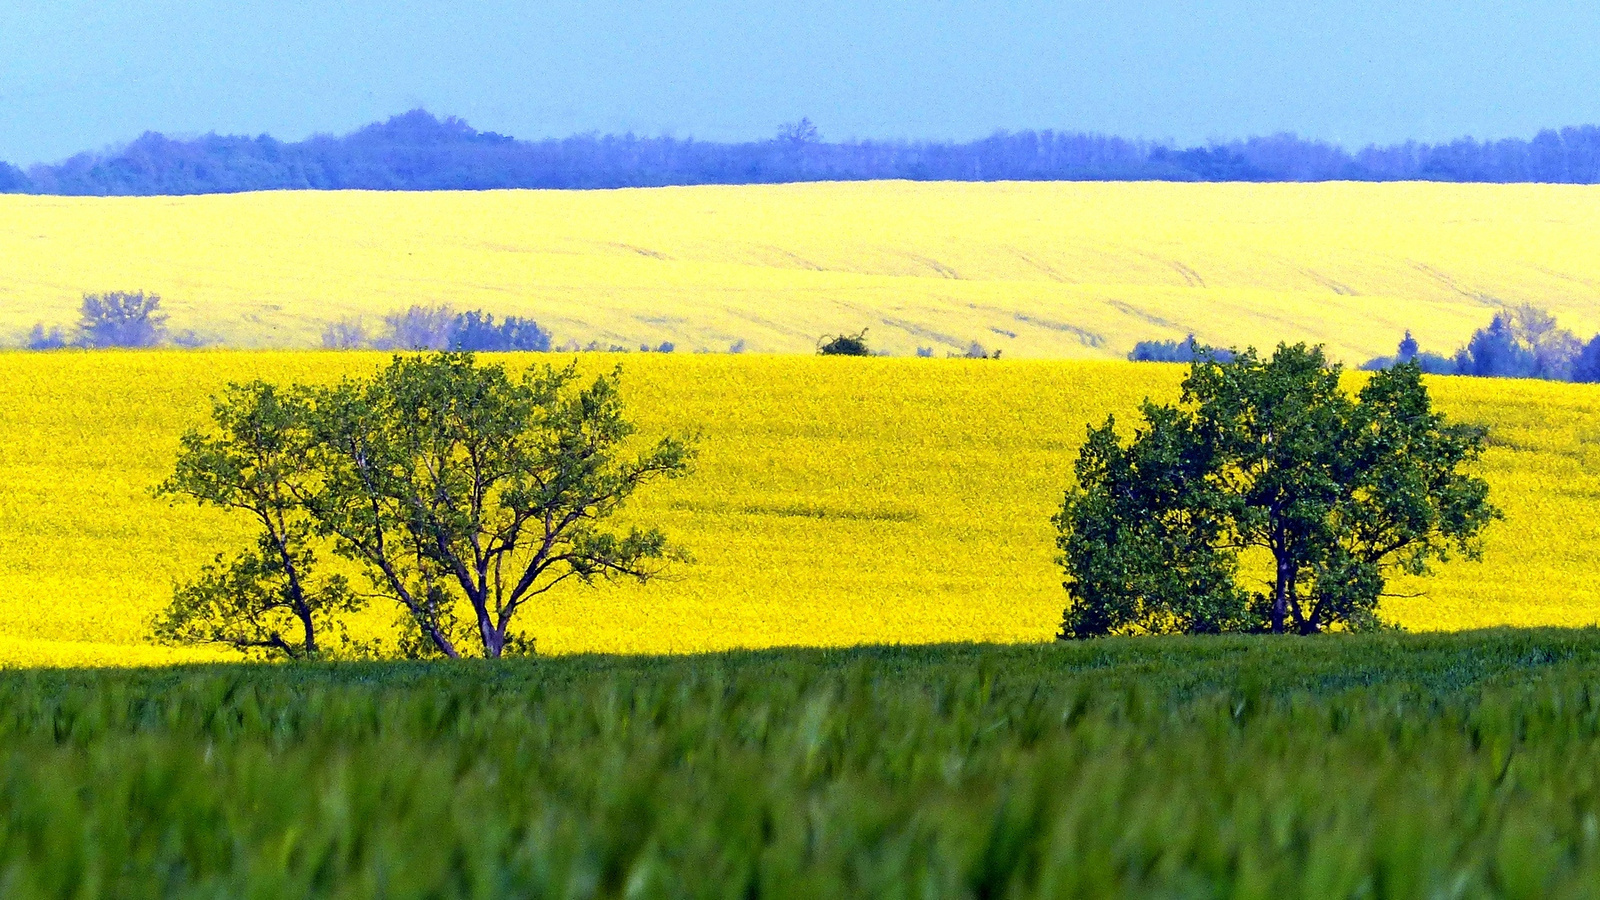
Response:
[0,351,1597,667]
[5,182,1600,361]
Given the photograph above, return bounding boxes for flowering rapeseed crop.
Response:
[5,183,1600,360]
[0,351,1595,666]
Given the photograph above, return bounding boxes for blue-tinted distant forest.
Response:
[8,110,1600,195]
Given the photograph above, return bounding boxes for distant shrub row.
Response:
[1360,306,1600,382]
[1131,307,1600,384]
[26,291,202,350]
[1128,335,1236,364]
[819,329,1001,359]
[321,306,555,352]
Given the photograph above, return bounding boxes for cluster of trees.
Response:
[26,291,188,349]
[153,343,1494,656]
[1056,345,1498,636]
[1362,306,1600,382]
[156,354,693,659]
[11,111,1600,196]
[322,306,554,352]
[1128,335,1235,363]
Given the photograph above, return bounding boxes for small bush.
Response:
[25,325,69,350]
[321,318,370,350]
[78,291,167,348]
[818,330,870,356]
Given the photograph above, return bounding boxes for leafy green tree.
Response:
[154,535,362,659]
[301,354,693,658]
[1056,345,1499,637]
[156,383,361,658]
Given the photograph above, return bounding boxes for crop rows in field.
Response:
[6,183,1600,360]
[0,352,1598,666]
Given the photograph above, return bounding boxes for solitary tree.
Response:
[301,354,693,658]
[155,383,363,658]
[818,330,871,356]
[79,291,168,348]
[1056,344,1499,637]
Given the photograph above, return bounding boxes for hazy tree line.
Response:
[1133,307,1600,384]
[10,111,1600,196]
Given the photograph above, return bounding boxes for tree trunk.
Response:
[477,608,504,658]
[1272,556,1291,634]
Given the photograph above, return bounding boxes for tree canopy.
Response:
[157,354,693,659]
[1056,344,1499,637]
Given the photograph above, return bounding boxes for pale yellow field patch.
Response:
[4,182,1600,359]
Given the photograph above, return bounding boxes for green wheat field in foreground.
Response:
[0,631,1597,898]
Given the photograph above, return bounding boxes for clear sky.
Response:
[4,0,1599,165]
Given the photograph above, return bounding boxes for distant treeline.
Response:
[10,111,1600,195]
[1131,306,1600,384]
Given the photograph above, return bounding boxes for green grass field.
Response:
[4,631,1600,897]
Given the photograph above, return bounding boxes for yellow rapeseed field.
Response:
[0,351,1596,667]
[5,182,1600,361]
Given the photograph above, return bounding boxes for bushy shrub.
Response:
[25,325,69,350]
[321,319,370,350]
[78,291,168,348]
[818,330,870,356]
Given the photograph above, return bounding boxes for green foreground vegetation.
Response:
[3,630,1600,897]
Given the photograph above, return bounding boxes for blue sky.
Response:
[4,0,1599,165]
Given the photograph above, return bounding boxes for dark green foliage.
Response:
[303,355,692,658]
[818,330,871,356]
[1,632,1600,896]
[1128,333,1234,363]
[77,290,167,348]
[1056,406,1249,637]
[163,355,692,660]
[153,535,363,659]
[157,382,363,659]
[1057,344,1498,636]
